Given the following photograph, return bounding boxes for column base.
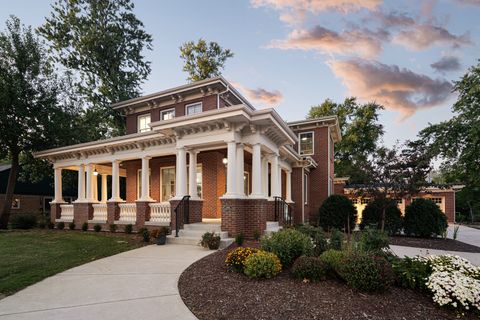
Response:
[50,202,65,223]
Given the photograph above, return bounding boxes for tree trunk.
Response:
[380,206,386,232]
[0,152,19,229]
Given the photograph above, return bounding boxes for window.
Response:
[161,167,176,202]
[304,173,308,204]
[244,171,250,195]
[351,198,358,204]
[161,108,175,121]
[299,132,314,155]
[395,198,403,205]
[186,102,202,115]
[430,197,443,204]
[11,198,20,209]
[361,198,370,205]
[137,169,151,199]
[138,114,151,133]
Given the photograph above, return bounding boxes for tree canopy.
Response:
[180,39,233,82]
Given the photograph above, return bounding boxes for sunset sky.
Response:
[2,0,479,146]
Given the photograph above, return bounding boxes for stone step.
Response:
[178,229,229,239]
[183,223,222,232]
[166,235,234,249]
[266,221,279,228]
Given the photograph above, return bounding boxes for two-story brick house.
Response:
[35,77,340,241]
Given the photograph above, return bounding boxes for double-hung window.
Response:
[185,102,202,115]
[138,114,151,133]
[161,108,175,121]
[299,132,314,155]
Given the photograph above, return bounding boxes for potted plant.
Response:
[156,227,169,245]
[200,232,221,250]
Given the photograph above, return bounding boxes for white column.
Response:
[224,140,237,197]
[270,154,280,198]
[188,150,199,199]
[236,143,245,197]
[53,167,64,203]
[92,169,98,202]
[101,174,108,203]
[175,147,188,199]
[138,156,153,201]
[278,167,283,198]
[286,170,293,202]
[85,164,94,202]
[251,144,263,197]
[261,156,269,197]
[109,160,123,202]
[76,164,85,202]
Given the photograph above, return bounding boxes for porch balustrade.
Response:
[148,202,171,225]
[92,203,108,221]
[118,203,137,223]
[59,204,74,222]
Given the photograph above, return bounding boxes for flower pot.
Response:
[156,235,167,245]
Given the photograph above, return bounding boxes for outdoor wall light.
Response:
[222,158,228,165]
[93,169,99,176]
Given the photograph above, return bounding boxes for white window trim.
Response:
[160,108,175,121]
[298,131,314,156]
[160,166,176,202]
[185,102,203,115]
[244,171,250,195]
[137,114,151,133]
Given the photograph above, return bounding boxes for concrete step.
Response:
[266,221,279,228]
[178,229,229,239]
[167,235,234,249]
[183,223,222,232]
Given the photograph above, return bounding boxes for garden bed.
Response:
[179,245,477,320]
[390,236,480,253]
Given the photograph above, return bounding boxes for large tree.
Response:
[307,97,384,183]
[0,16,81,228]
[180,39,233,82]
[39,0,153,139]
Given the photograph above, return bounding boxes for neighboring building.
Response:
[0,165,75,216]
[334,178,462,223]
[35,77,340,238]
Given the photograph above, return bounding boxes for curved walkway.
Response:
[0,244,212,320]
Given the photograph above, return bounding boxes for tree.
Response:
[418,60,480,223]
[39,0,153,139]
[180,39,233,82]
[307,98,384,183]
[0,16,80,228]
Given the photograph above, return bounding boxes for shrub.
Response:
[38,219,46,229]
[295,225,328,256]
[359,227,389,252]
[124,224,133,234]
[109,224,117,233]
[360,199,403,235]
[93,224,102,232]
[404,198,448,238]
[329,228,343,250]
[320,249,345,277]
[260,228,313,267]
[392,256,432,291]
[10,214,37,229]
[292,256,328,282]
[337,251,394,292]
[200,232,221,250]
[138,227,150,242]
[68,221,76,230]
[253,230,260,241]
[81,222,88,231]
[235,233,245,246]
[48,222,55,229]
[57,221,65,230]
[225,247,258,272]
[243,251,282,279]
[317,195,357,231]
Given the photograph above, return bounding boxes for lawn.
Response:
[0,230,141,296]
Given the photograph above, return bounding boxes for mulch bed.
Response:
[179,244,478,320]
[390,236,480,253]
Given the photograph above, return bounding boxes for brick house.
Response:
[35,77,340,240]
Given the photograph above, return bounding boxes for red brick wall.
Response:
[0,194,47,215]
[221,198,267,238]
[291,168,303,224]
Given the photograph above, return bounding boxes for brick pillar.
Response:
[221,198,245,237]
[107,202,120,224]
[189,199,203,224]
[50,203,63,223]
[73,203,93,227]
[136,201,151,228]
[244,199,267,239]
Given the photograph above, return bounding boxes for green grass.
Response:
[0,230,141,296]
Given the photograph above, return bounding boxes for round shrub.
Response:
[319,249,345,277]
[360,199,403,235]
[109,224,117,233]
[260,228,313,267]
[57,221,65,230]
[318,195,357,231]
[124,224,133,234]
[338,251,394,292]
[243,251,282,279]
[359,227,389,252]
[225,247,258,272]
[404,198,448,238]
[10,214,37,229]
[68,221,76,230]
[295,225,328,256]
[292,256,327,282]
[93,224,102,232]
[81,222,88,231]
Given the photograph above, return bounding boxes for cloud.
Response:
[394,24,471,50]
[371,10,416,28]
[232,82,284,105]
[453,0,480,6]
[430,56,462,73]
[268,25,388,59]
[328,59,453,118]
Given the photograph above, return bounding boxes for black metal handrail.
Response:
[274,196,293,226]
[175,195,191,237]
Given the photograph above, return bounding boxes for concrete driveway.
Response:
[0,244,212,320]
[447,225,480,247]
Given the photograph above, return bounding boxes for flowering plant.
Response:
[225,247,258,272]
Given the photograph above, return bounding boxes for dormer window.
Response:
[138,114,151,133]
[186,102,202,115]
[299,132,314,155]
[161,108,175,121]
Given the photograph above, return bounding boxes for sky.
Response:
[1,0,479,146]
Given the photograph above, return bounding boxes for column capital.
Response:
[187,149,199,155]
[142,155,152,160]
[224,139,237,144]
[176,146,186,151]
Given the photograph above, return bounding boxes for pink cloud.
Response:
[328,59,453,118]
[394,24,471,50]
[232,82,284,105]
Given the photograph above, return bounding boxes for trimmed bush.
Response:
[81,222,88,231]
[68,221,76,230]
[124,224,133,234]
[329,228,343,251]
[47,222,55,229]
[225,247,258,272]
[10,214,37,229]
[109,224,117,233]
[318,195,357,231]
[57,221,65,230]
[243,251,282,279]
[292,256,327,282]
[235,233,245,246]
[359,227,389,252]
[404,198,448,238]
[261,228,313,267]
[200,232,221,250]
[391,256,432,291]
[360,199,403,235]
[319,249,345,277]
[295,225,328,256]
[338,251,394,292]
[93,224,102,232]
